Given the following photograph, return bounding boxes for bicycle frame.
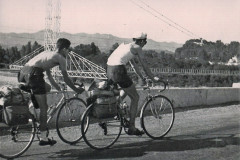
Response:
[117,80,168,126]
[31,90,77,124]
[47,91,67,123]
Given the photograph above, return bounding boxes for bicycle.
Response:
[80,79,175,150]
[0,82,87,159]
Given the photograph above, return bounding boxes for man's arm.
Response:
[57,54,84,94]
[61,70,84,94]
[130,43,160,82]
[131,46,154,79]
[46,69,61,91]
[137,52,160,82]
[129,59,144,79]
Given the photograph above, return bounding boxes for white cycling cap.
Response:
[132,32,147,39]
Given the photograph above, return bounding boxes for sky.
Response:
[0,0,240,44]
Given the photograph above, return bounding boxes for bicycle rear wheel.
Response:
[56,97,87,144]
[140,95,174,139]
[81,104,122,150]
[0,115,36,159]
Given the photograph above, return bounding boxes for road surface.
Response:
[1,103,239,160]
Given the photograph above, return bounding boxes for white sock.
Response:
[40,131,48,141]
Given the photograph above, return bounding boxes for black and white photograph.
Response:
[0,0,239,159]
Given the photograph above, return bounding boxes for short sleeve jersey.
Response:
[107,43,136,66]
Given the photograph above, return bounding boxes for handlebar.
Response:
[74,82,84,89]
[143,79,168,92]
[58,82,85,92]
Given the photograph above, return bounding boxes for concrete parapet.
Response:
[47,87,240,109]
[140,87,240,108]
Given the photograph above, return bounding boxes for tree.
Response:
[108,43,119,56]
[26,41,32,55]
[8,47,20,63]
[32,41,42,51]
[0,45,7,64]
[198,49,209,62]
[20,45,26,57]
[90,42,100,55]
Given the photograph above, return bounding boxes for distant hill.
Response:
[0,31,182,53]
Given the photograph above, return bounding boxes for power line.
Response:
[138,0,201,39]
[129,0,201,39]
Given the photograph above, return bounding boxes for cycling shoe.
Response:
[127,128,145,136]
[39,138,57,146]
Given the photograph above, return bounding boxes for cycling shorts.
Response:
[18,66,47,95]
[107,65,133,88]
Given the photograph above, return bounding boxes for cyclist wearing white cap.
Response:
[107,32,160,136]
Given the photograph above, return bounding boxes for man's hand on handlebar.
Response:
[153,76,160,82]
[74,82,85,94]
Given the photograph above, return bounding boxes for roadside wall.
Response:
[47,87,240,109]
[140,87,240,108]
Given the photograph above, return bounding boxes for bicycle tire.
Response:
[81,104,122,150]
[0,114,36,159]
[56,97,87,144]
[140,95,175,139]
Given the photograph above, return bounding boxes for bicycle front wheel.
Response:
[0,115,36,159]
[140,95,175,139]
[81,104,122,150]
[56,97,87,144]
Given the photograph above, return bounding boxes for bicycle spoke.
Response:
[81,105,122,150]
[56,97,87,144]
[0,117,35,159]
[141,95,175,139]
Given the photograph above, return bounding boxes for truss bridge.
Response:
[52,51,107,79]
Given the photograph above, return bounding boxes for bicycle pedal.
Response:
[12,136,17,142]
[123,119,130,128]
[98,122,108,135]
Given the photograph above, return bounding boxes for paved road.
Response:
[1,104,240,160]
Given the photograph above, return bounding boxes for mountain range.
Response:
[0,30,182,53]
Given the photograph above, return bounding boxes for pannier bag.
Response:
[3,105,30,126]
[0,85,26,105]
[0,85,30,126]
[86,79,118,118]
[92,96,117,118]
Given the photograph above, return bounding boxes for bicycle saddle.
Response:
[18,83,31,93]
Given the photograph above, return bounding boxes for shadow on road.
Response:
[51,133,240,159]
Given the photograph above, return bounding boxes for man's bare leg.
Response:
[34,94,57,145]
[34,94,48,138]
[122,84,139,131]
